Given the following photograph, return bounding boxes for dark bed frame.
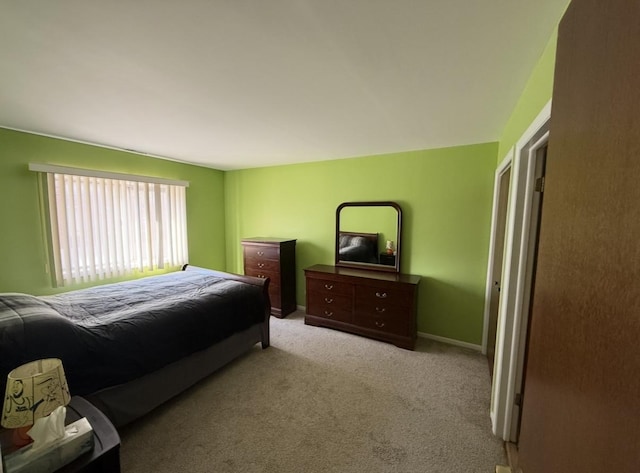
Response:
[337,231,379,264]
[85,266,271,427]
[339,231,378,245]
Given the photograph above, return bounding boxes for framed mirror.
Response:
[335,201,402,273]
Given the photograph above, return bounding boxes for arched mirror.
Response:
[335,201,402,273]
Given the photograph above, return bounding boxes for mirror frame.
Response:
[335,201,402,273]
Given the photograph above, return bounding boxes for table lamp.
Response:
[385,240,394,255]
[2,358,71,447]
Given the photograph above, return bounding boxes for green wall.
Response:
[225,143,498,345]
[498,28,559,160]
[0,128,225,295]
[222,25,563,346]
[0,25,561,346]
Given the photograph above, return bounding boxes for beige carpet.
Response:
[119,310,506,472]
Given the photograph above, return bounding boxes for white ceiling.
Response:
[0,1,569,170]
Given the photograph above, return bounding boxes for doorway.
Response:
[488,101,551,441]
[485,163,512,377]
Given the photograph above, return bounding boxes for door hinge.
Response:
[535,176,545,193]
[514,393,523,407]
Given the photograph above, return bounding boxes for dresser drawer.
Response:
[353,311,410,336]
[306,278,352,296]
[308,291,352,312]
[354,300,413,321]
[244,257,280,273]
[354,284,413,336]
[307,292,352,322]
[354,284,414,309]
[243,245,280,261]
[245,267,280,284]
[245,268,282,311]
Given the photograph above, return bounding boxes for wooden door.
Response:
[517,1,640,472]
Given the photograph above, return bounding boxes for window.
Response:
[31,164,189,286]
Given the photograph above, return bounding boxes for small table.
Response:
[379,253,396,266]
[1,397,120,473]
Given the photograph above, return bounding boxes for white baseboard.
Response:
[417,331,482,351]
[296,305,306,312]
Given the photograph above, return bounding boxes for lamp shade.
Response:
[2,358,71,429]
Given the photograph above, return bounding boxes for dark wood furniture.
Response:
[517,2,640,472]
[242,238,297,318]
[0,397,121,473]
[304,264,420,350]
[379,253,396,266]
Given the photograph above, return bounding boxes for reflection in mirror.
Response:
[336,202,402,273]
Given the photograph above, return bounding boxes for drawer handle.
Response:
[257,274,266,279]
[324,310,333,317]
[324,284,334,290]
[375,321,385,328]
[324,298,334,304]
[257,251,264,256]
[257,263,265,268]
[375,307,386,313]
[375,292,388,299]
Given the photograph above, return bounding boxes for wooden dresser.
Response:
[242,238,296,318]
[304,264,420,349]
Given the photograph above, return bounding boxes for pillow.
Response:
[339,234,352,248]
[349,236,368,248]
[0,293,62,324]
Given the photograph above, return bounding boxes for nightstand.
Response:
[379,253,396,266]
[0,397,121,473]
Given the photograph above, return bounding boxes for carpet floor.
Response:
[119,310,506,472]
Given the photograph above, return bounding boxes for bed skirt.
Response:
[86,321,269,427]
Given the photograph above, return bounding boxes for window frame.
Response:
[30,163,190,287]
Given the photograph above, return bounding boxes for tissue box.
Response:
[3,418,94,473]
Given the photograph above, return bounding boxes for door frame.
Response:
[488,100,551,441]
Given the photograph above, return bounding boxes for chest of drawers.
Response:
[304,264,420,350]
[242,238,296,318]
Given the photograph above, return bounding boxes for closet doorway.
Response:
[485,163,511,377]
[487,101,551,442]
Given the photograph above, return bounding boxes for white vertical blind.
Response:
[45,172,189,286]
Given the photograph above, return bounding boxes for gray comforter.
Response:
[0,266,267,397]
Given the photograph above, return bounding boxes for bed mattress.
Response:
[0,267,267,396]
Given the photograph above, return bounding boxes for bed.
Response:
[338,231,379,264]
[0,265,270,427]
